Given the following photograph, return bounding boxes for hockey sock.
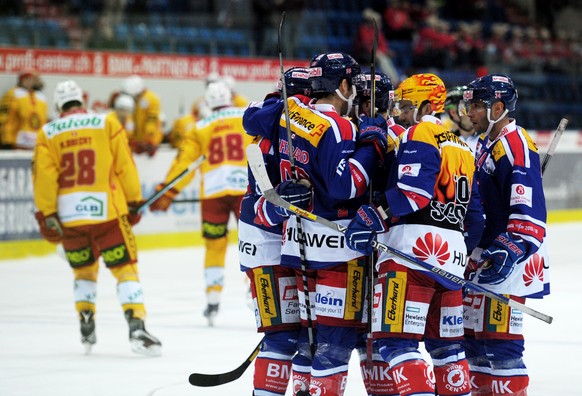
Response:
[204,236,227,295]
[357,346,398,395]
[311,342,352,396]
[292,340,312,395]
[253,351,292,395]
[253,330,298,395]
[491,358,529,396]
[74,279,97,314]
[116,280,146,319]
[428,342,471,396]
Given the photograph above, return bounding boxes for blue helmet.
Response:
[464,74,517,112]
[309,53,361,95]
[354,72,394,112]
[278,67,312,97]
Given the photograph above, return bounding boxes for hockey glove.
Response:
[149,183,179,212]
[478,232,526,285]
[358,115,388,161]
[127,201,144,226]
[34,212,63,244]
[345,204,388,256]
[256,180,312,226]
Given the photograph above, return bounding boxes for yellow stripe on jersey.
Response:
[254,268,278,327]
[280,97,331,147]
[345,259,365,320]
[384,271,407,332]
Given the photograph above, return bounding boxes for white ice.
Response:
[1,222,580,396]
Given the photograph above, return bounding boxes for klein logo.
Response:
[412,232,450,266]
[516,184,525,195]
[523,253,544,286]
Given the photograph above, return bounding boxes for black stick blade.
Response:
[188,338,262,387]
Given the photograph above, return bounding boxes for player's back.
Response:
[195,106,252,198]
[35,111,140,226]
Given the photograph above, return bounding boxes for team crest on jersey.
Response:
[523,253,545,286]
[510,184,532,207]
[398,163,421,178]
[412,232,450,266]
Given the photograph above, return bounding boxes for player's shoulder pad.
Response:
[13,87,28,98]
[517,126,539,153]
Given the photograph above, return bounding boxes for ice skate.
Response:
[124,310,162,357]
[203,303,219,327]
[79,310,96,355]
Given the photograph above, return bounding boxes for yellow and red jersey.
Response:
[163,106,253,199]
[0,87,16,135]
[2,87,48,149]
[169,113,196,148]
[33,110,142,227]
[131,89,162,147]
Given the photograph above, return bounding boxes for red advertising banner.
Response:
[0,47,307,81]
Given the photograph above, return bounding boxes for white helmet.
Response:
[222,75,236,91]
[122,75,145,96]
[113,94,135,112]
[205,81,232,110]
[206,72,220,86]
[54,80,84,112]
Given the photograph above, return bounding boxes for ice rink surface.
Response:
[1,222,580,396]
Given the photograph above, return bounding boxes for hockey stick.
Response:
[365,18,379,370]
[135,155,205,213]
[278,11,316,351]
[541,117,568,174]
[172,198,200,204]
[188,337,263,387]
[247,144,553,324]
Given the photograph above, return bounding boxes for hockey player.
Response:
[32,80,161,356]
[344,73,478,395]
[443,85,479,151]
[462,74,549,396]
[352,71,403,396]
[112,93,135,137]
[150,81,253,325]
[241,67,314,396]
[121,75,163,156]
[1,69,48,149]
[244,52,388,396]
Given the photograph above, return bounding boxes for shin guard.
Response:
[357,347,398,395]
[388,351,436,396]
[429,343,471,395]
[491,359,529,396]
[253,351,292,395]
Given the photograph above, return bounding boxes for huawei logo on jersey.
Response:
[412,232,450,266]
[523,253,544,286]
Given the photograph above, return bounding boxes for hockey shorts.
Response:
[246,265,301,332]
[61,216,138,268]
[373,260,465,340]
[201,195,243,239]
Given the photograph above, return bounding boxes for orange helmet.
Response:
[395,73,446,114]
